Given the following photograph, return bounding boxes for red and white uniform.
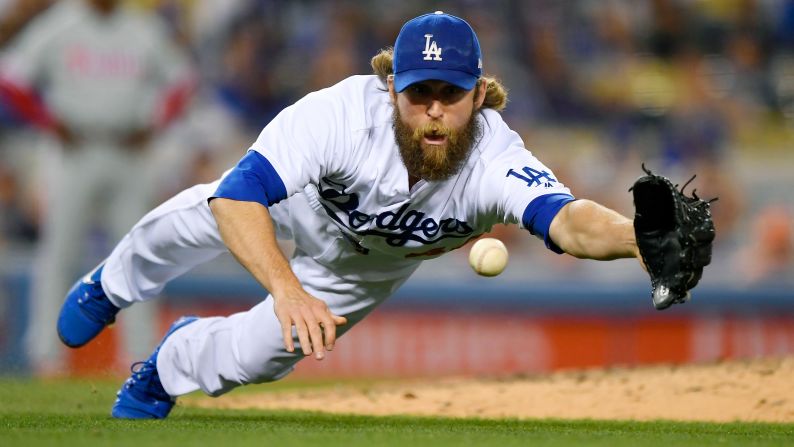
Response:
[0,0,193,370]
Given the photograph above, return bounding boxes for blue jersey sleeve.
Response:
[210,150,288,207]
[522,193,575,254]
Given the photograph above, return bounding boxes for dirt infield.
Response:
[190,357,794,423]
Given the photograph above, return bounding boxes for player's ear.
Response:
[387,75,397,103]
[474,78,487,110]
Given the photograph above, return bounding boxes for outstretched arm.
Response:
[209,198,346,360]
[549,199,640,261]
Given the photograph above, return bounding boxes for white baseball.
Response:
[468,238,509,277]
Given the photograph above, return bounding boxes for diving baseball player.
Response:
[58,12,650,418]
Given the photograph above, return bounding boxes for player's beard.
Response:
[392,107,482,182]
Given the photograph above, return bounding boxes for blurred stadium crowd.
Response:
[1,0,793,287]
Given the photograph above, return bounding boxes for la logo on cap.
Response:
[422,34,442,61]
[421,10,445,61]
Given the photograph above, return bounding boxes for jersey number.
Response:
[506,167,557,187]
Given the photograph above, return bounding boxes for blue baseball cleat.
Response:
[57,263,120,348]
[111,316,199,419]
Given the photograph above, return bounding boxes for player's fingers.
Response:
[320,315,337,351]
[304,312,326,360]
[293,318,313,356]
[333,315,348,326]
[277,315,294,352]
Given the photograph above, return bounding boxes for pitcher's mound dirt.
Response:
[189,357,794,422]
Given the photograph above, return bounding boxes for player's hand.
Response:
[52,121,76,148]
[273,290,347,361]
[633,242,647,272]
[122,127,153,150]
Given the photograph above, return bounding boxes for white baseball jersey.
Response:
[100,74,576,398]
[0,0,190,137]
[213,75,575,281]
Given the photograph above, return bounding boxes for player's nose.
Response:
[426,99,443,119]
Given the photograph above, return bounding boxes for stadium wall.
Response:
[2,274,793,377]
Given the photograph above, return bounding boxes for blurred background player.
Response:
[0,0,194,374]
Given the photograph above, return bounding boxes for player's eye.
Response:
[408,83,430,96]
[440,85,466,103]
[443,86,463,96]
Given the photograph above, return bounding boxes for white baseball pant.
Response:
[100,180,417,397]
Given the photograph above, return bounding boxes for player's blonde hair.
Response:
[371,47,508,112]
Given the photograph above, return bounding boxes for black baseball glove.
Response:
[631,165,717,310]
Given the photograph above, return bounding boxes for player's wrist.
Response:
[267,277,304,300]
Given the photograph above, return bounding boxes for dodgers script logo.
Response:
[317,177,473,248]
[422,34,442,61]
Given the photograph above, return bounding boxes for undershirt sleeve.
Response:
[209,151,287,207]
[521,193,575,254]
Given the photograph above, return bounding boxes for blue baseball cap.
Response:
[392,11,482,92]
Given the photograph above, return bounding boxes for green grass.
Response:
[1,378,792,447]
